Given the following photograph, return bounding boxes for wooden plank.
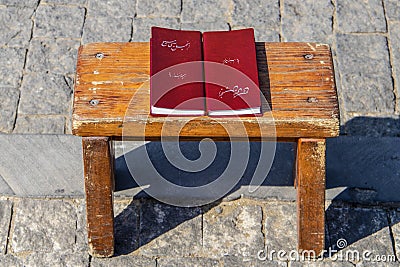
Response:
[82,137,115,257]
[296,138,326,255]
[72,42,339,138]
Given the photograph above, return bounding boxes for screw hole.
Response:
[304,54,314,60]
[95,53,104,59]
[89,99,99,106]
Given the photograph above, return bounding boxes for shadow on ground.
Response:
[113,116,400,255]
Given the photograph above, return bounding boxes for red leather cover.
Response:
[203,28,261,115]
[150,27,204,114]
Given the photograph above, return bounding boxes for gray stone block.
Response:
[158,257,220,267]
[42,0,86,5]
[0,200,12,254]
[82,16,132,44]
[223,255,287,266]
[282,0,333,43]
[11,199,77,253]
[385,0,400,21]
[340,73,394,113]
[0,254,23,267]
[181,21,230,32]
[91,256,156,267]
[181,0,231,23]
[232,26,280,42]
[113,201,139,255]
[389,209,400,260]
[33,5,85,38]
[232,0,279,29]
[19,73,73,115]
[23,252,89,267]
[326,206,392,261]
[14,115,66,134]
[0,87,19,133]
[203,203,263,259]
[291,261,353,266]
[342,115,400,137]
[337,0,386,33]
[0,135,84,196]
[137,0,180,18]
[0,48,26,87]
[0,0,38,7]
[132,17,179,41]
[326,137,400,203]
[75,200,88,252]
[0,6,33,47]
[87,0,135,18]
[336,34,393,113]
[0,175,14,195]
[139,201,202,256]
[264,202,297,258]
[26,38,80,74]
[389,22,400,113]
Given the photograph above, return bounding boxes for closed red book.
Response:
[203,28,261,116]
[150,27,205,116]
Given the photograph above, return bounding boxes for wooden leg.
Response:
[296,138,326,255]
[82,137,115,257]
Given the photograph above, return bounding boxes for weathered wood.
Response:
[82,137,115,257]
[72,42,339,138]
[296,138,326,255]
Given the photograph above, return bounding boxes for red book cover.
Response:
[203,28,261,116]
[150,27,205,115]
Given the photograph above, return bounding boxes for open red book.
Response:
[150,27,261,116]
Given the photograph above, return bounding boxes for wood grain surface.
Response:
[82,137,115,257]
[72,42,339,139]
[296,138,326,255]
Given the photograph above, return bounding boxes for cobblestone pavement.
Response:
[0,197,399,266]
[1,1,400,266]
[0,0,399,135]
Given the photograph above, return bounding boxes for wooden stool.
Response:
[72,42,339,257]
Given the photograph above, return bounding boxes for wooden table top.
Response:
[72,42,339,140]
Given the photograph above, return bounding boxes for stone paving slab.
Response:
[389,209,400,260]
[24,252,89,267]
[87,0,135,18]
[388,21,400,113]
[26,38,80,74]
[0,200,12,254]
[82,16,132,43]
[0,87,19,133]
[0,197,399,266]
[132,17,180,41]
[11,199,77,253]
[385,0,400,21]
[157,257,220,267]
[0,134,83,196]
[336,0,386,33]
[181,0,230,23]
[336,34,393,114]
[326,206,393,263]
[203,202,264,259]
[13,115,66,134]
[113,201,139,255]
[282,0,333,43]
[138,201,202,257]
[137,0,180,18]
[18,72,73,115]
[33,5,85,38]
[264,202,297,255]
[92,255,156,267]
[0,6,34,48]
[0,48,25,88]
